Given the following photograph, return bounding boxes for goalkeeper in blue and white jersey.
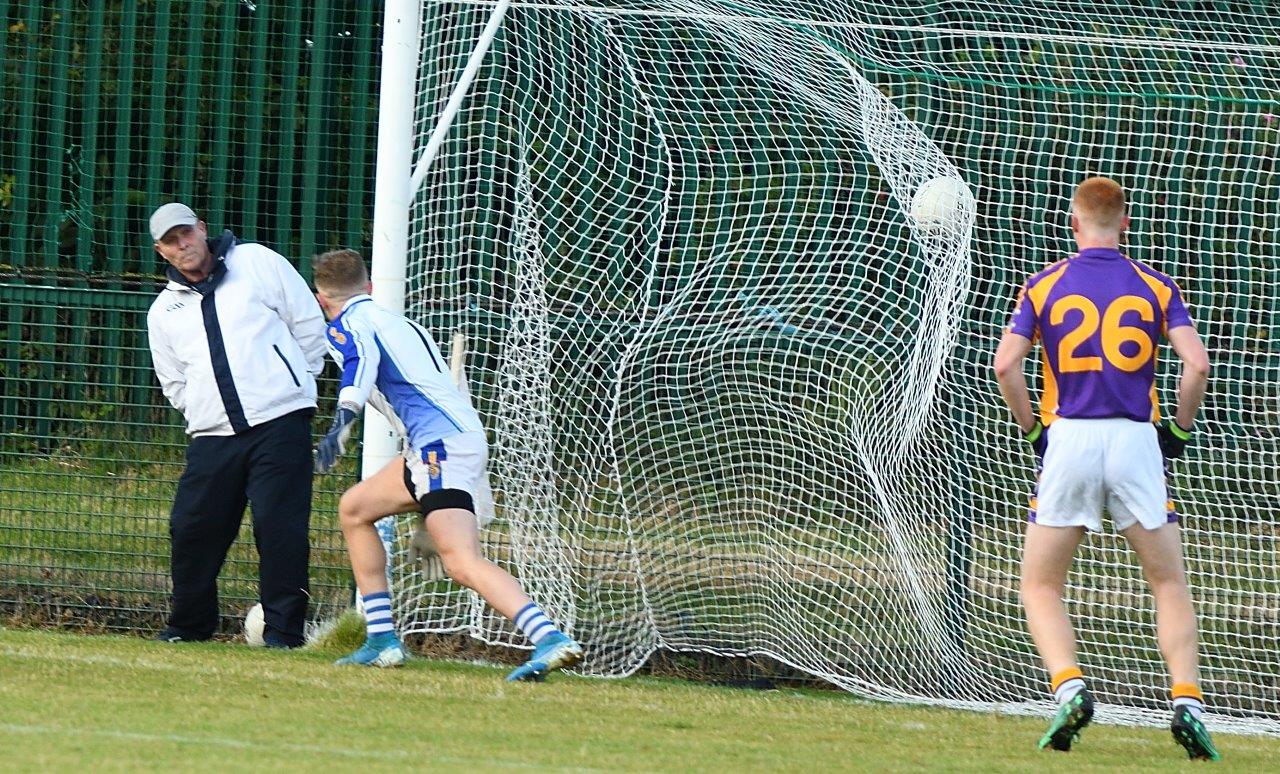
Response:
[311,249,582,680]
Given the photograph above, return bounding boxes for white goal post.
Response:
[373,0,1280,736]
[363,0,510,587]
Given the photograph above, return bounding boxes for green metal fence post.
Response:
[300,0,333,269]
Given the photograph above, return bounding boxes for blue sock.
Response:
[514,602,560,645]
[362,591,395,638]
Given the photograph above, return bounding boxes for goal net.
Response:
[391,0,1280,735]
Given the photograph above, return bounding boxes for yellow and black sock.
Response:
[1051,666,1086,705]
[1172,682,1204,720]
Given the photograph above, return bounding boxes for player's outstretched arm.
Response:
[315,401,360,473]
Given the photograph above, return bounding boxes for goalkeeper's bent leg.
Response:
[337,459,422,597]
[427,507,583,680]
[339,500,394,604]
[428,507,531,618]
[332,459,422,665]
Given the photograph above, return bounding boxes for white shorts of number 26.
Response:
[1031,417,1175,532]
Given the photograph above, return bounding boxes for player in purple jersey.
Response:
[994,178,1217,759]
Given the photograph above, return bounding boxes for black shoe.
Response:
[1171,706,1221,761]
[1038,689,1094,752]
[263,635,304,650]
[154,628,208,643]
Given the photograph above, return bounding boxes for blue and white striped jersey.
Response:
[325,295,483,449]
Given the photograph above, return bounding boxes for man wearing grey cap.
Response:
[146,202,327,647]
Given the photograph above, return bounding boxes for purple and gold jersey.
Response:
[1006,247,1192,424]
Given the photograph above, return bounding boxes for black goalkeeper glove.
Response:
[1024,420,1049,464]
[1157,419,1193,460]
[314,402,360,473]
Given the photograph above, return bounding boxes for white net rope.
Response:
[393,0,1280,735]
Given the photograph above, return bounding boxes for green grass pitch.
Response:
[2,628,1278,771]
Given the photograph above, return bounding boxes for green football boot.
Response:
[1038,689,1094,752]
[1171,706,1221,761]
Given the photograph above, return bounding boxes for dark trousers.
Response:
[167,409,313,646]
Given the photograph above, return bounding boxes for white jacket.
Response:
[147,235,328,437]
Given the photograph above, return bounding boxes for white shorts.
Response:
[1031,417,1177,532]
[402,431,488,516]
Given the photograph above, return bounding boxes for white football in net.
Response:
[243,602,266,647]
[910,176,971,233]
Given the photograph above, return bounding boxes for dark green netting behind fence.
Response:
[1,0,380,632]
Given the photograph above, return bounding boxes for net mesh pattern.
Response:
[392,0,1279,734]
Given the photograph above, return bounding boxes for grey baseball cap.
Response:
[149,202,199,241]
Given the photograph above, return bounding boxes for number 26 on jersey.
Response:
[1050,294,1155,373]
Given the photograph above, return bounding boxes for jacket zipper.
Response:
[272,344,301,387]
